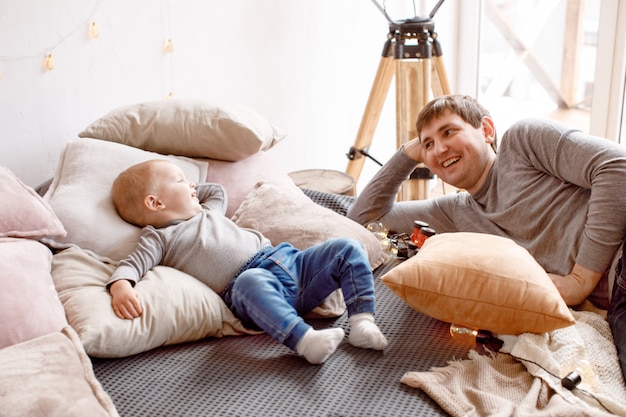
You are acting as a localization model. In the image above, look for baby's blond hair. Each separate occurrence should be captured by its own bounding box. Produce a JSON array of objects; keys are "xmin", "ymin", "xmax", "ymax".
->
[{"xmin": 111, "ymin": 160, "xmax": 163, "ymax": 227}]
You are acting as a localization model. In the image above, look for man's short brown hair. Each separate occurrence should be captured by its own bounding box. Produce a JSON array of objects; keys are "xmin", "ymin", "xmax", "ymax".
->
[{"xmin": 416, "ymin": 94, "xmax": 497, "ymax": 151}]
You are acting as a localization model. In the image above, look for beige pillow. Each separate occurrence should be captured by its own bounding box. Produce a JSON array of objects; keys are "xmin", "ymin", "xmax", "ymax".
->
[
  {"xmin": 51, "ymin": 246, "xmax": 258, "ymax": 358},
  {"xmin": 0, "ymin": 165, "xmax": 65, "ymax": 239},
  {"xmin": 232, "ymin": 182, "xmax": 388, "ymax": 270},
  {"xmin": 41, "ymin": 138, "xmax": 208, "ymax": 263},
  {"xmin": 381, "ymin": 232, "xmax": 575, "ymax": 335},
  {"xmin": 78, "ymin": 99, "xmax": 286, "ymax": 161},
  {"xmin": 0, "ymin": 326, "xmax": 118, "ymax": 417}
]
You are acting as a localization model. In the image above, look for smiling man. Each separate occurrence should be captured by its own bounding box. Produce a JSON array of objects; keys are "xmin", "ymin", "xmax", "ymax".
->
[{"xmin": 347, "ymin": 94, "xmax": 626, "ymax": 380}]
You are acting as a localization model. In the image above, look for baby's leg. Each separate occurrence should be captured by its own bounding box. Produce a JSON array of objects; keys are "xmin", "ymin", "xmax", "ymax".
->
[
  {"xmin": 297, "ymin": 238, "xmax": 388, "ymax": 351},
  {"xmin": 227, "ymin": 267, "xmax": 343, "ymax": 364}
]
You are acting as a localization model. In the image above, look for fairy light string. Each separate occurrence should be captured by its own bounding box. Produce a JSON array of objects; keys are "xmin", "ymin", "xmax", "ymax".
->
[
  {"xmin": 0, "ymin": 0, "xmax": 104, "ymax": 73},
  {"xmin": 162, "ymin": 0, "xmax": 175, "ymax": 98},
  {"xmin": 0, "ymin": 0, "xmax": 175, "ymax": 97}
]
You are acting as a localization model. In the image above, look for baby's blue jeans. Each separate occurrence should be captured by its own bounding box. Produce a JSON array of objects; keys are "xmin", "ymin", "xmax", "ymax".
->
[{"xmin": 223, "ymin": 238, "xmax": 376, "ymax": 351}]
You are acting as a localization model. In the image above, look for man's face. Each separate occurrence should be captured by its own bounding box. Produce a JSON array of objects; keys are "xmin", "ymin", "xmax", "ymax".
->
[{"xmin": 418, "ymin": 110, "xmax": 495, "ymax": 194}]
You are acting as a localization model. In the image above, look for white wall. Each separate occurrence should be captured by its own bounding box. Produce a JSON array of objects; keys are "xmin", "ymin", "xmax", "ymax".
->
[{"xmin": 0, "ymin": 0, "xmax": 459, "ymax": 190}]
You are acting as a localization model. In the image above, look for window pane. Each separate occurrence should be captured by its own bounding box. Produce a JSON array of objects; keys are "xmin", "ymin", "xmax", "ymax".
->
[{"xmin": 477, "ymin": 0, "xmax": 600, "ymax": 133}]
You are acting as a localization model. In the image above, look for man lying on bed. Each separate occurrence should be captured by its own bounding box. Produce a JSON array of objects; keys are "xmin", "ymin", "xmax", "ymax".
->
[
  {"xmin": 348, "ymin": 94, "xmax": 626, "ymax": 381},
  {"xmin": 105, "ymin": 159, "xmax": 388, "ymax": 365}
]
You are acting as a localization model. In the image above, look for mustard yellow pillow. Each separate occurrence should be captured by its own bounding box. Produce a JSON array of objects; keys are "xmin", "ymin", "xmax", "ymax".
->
[{"xmin": 381, "ymin": 232, "xmax": 575, "ymax": 335}]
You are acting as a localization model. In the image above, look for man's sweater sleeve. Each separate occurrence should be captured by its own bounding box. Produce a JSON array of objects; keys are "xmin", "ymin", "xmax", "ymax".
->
[{"xmin": 504, "ymin": 118, "xmax": 626, "ymax": 272}]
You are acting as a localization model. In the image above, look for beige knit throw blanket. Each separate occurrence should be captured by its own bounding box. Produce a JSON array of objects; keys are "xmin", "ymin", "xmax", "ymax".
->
[{"xmin": 401, "ymin": 311, "xmax": 626, "ymax": 417}]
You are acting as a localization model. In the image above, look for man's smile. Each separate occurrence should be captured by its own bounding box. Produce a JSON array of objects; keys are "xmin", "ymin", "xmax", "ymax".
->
[{"xmin": 442, "ymin": 156, "xmax": 460, "ymax": 168}]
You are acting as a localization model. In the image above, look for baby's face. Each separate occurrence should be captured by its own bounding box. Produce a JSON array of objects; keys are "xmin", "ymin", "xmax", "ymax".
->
[{"xmin": 151, "ymin": 161, "xmax": 202, "ymax": 221}]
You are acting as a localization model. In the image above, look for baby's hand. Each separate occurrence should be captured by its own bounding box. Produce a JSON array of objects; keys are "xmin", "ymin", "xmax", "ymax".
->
[{"xmin": 109, "ymin": 279, "xmax": 143, "ymax": 319}]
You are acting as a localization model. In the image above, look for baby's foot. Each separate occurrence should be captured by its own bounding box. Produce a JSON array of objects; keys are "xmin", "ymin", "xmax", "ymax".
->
[
  {"xmin": 348, "ymin": 313, "xmax": 388, "ymax": 350},
  {"xmin": 296, "ymin": 328, "xmax": 345, "ymax": 364}
]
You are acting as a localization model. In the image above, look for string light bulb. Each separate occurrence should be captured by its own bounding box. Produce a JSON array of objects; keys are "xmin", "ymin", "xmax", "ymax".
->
[
  {"xmin": 43, "ymin": 54, "xmax": 55, "ymax": 71},
  {"xmin": 164, "ymin": 38, "xmax": 174, "ymax": 53},
  {"xmin": 88, "ymin": 21, "xmax": 100, "ymax": 39}
]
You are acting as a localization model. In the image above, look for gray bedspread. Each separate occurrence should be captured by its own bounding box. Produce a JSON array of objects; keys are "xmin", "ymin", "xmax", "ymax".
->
[{"xmin": 91, "ymin": 190, "xmax": 469, "ymax": 417}]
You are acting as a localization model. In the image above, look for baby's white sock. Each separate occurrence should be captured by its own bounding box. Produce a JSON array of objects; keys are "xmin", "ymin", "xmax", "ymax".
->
[
  {"xmin": 296, "ymin": 328, "xmax": 345, "ymax": 364},
  {"xmin": 348, "ymin": 313, "xmax": 388, "ymax": 350}
]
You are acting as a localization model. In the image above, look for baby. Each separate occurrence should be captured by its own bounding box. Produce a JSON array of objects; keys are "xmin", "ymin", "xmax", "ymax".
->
[{"xmin": 107, "ymin": 159, "xmax": 387, "ymax": 364}]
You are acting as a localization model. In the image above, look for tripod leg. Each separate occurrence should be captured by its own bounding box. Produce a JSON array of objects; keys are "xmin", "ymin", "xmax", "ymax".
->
[
  {"xmin": 396, "ymin": 57, "xmax": 432, "ymax": 201},
  {"xmin": 431, "ymin": 55, "xmax": 452, "ymax": 96},
  {"xmin": 395, "ymin": 58, "xmax": 430, "ymax": 148},
  {"xmin": 345, "ymin": 54, "xmax": 395, "ymax": 183}
]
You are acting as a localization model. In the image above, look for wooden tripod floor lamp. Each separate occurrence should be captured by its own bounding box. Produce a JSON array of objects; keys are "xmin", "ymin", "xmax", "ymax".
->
[{"xmin": 346, "ymin": 0, "xmax": 451, "ymax": 201}]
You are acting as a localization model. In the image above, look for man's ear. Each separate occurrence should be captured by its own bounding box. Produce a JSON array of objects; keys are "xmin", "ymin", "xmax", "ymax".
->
[
  {"xmin": 144, "ymin": 195, "xmax": 165, "ymax": 212},
  {"xmin": 481, "ymin": 116, "xmax": 497, "ymax": 147}
]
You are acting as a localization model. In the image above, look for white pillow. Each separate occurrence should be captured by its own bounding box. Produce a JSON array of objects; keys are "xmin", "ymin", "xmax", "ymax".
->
[
  {"xmin": 51, "ymin": 246, "xmax": 257, "ymax": 358},
  {"xmin": 78, "ymin": 99, "xmax": 286, "ymax": 161},
  {"xmin": 42, "ymin": 138, "xmax": 208, "ymax": 263}
]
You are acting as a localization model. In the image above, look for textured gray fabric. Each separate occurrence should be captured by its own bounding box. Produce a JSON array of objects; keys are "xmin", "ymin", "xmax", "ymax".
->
[
  {"xmin": 92, "ymin": 191, "xmax": 468, "ymax": 416},
  {"xmin": 301, "ymin": 188, "xmax": 356, "ymax": 217},
  {"xmin": 92, "ymin": 259, "xmax": 469, "ymax": 417}
]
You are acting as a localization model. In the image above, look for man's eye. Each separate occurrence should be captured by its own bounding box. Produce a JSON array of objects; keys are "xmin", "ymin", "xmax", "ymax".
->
[{"xmin": 444, "ymin": 129, "xmax": 454, "ymax": 136}]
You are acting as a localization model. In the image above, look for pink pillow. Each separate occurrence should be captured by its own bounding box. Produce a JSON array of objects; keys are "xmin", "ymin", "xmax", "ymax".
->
[
  {"xmin": 0, "ymin": 238, "xmax": 68, "ymax": 348},
  {"xmin": 201, "ymin": 152, "xmax": 299, "ymax": 218},
  {"xmin": 0, "ymin": 165, "xmax": 66, "ymax": 239}
]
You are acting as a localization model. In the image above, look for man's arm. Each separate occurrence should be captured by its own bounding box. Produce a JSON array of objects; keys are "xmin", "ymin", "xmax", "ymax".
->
[
  {"xmin": 548, "ymin": 263, "xmax": 603, "ymax": 306},
  {"xmin": 403, "ymin": 138, "xmax": 423, "ymax": 161},
  {"xmin": 347, "ymin": 142, "xmax": 420, "ymax": 227},
  {"xmin": 506, "ymin": 119, "xmax": 626, "ymax": 273}
]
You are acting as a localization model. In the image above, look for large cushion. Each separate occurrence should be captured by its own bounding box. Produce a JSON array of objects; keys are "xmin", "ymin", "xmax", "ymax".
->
[
  {"xmin": 202, "ymin": 151, "xmax": 299, "ymax": 218},
  {"xmin": 232, "ymin": 182, "xmax": 388, "ymax": 270},
  {"xmin": 51, "ymin": 246, "xmax": 258, "ymax": 358},
  {"xmin": 0, "ymin": 326, "xmax": 118, "ymax": 417},
  {"xmin": 78, "ymin": 99, "xmax": 286, "ymax": 161},
  {"xmin": 0, "ymin": 165, "xmax": 65, "ymax": 239},
  {"xmin": 0, "ymin": 238, "xmax": 68, "ymax": 349},
  {"xmin": 381, "ymin": 232, "xmax": 575, "ymax": 335},
  {"xmin": 41, "ymin": 138, "xmax": 208, "ymax": 263}
]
